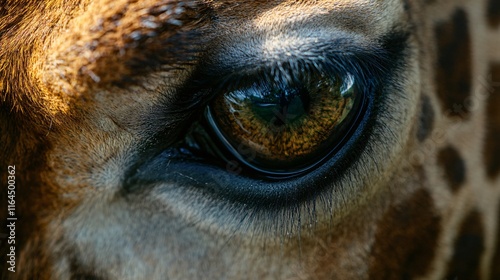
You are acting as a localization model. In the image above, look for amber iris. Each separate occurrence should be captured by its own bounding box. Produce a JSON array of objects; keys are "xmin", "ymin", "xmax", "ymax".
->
[{"xmin": 207, "ymin": 72, "xmax": 362, "ymax": 173}]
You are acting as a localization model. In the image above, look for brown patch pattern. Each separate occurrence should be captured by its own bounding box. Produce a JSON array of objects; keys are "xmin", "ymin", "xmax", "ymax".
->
[
  {"xmin": 445, "ymin": 209, "xmax": 484, "ymax": 280},
  {"xmin": 434, "ymin": 9, "xmax": 472, "ymax": 119},
  {"xmin": 484, "ymin": 63, "xmax": 500, "ymax": 180},
  {"xmin": 417, "ymin": 95, "xmax": 435, "ymax": 142},
  {"xmin": 437, "ymin": 145, "xmax": 466, "ymax": 192},
  {"xmin": 487, "ymin": 0, "xmax": 500, "ymax": 28},
  {"xmin": 368, "ymin": 189, "xmax": 441, "ymax": 279}
]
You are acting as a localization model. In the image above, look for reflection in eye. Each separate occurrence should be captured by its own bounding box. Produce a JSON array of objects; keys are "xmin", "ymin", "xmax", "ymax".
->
[{"xmin": 205, "ymin": 72, "xmax": 365, "ymax": 176}]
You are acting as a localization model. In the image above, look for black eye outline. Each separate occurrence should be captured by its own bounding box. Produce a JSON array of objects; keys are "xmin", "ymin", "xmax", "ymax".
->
[
  {"xmin": 126, "ymin": 32, "xmax": 410, "ymax": 208},
  {"xmin": 197, "ymin": 72, "xmax": 368, "ymax": 180},
  {"xmin": 171, "ymin": 47, "xmax": 389, "ymax": 181}
]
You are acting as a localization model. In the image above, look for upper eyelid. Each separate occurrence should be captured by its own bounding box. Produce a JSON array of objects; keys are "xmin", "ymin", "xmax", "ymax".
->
[
  {"xmin": 209, "ymin": 51, "xmax": 389, "ymax": 90},
  {"xmin": 179, "ymin": 44, "xmax": 390, "ymax": 101},
  {"xmin": 193, "ymin": 30, "xmax": 410, "ymax": 91}
]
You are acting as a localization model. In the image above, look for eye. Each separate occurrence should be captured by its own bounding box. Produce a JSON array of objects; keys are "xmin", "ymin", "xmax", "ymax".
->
[
  {"xmin": 127, "ymin": 34, "xmax": 408, "ymax": 216},
  {"xmin": 184, "ymin": 70, "xmax": 367, "ymax": 179}
]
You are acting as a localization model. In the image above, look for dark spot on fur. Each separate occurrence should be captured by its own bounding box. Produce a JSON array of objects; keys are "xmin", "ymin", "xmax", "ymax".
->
[
  {"xmin": 434, "ymin": 9, "xmax": 472, "ymax": 119},
  {"xmin": 69, "ymin": 257, "xmax": 104, "ymax": 280},
  {"xmin": 368, "ymin": 189, "xmax": 441, "ymax": 279},
  {"xmin": 71, "ymin": 274, "xmax": 102, "ymax": 280},
  {"xmin": 487, "ymin": 0, "xmax": 500, "ymax": 28},
  {"xmin": 437, "ymin": 145, "xmax": 466, "ymax": 192},
  {"xmin": 484, "ymin": 63, "xmax": 500, "ymax": 180},
  {"xmin": 490, "ymin": 203, "xmax": 500, "ymax": 278},
  {"xmin": 417, "ymin": 95, "xmax": 435, "ymax": 142},
  {"xmin": 445, "ymin": 209, "xmax": 484, "ymax": 280}
]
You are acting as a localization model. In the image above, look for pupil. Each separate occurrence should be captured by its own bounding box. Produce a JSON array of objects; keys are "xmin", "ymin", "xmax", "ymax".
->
[{"xmin": 251, "ymin": 85, "xmax": 310, "ymax": 127}]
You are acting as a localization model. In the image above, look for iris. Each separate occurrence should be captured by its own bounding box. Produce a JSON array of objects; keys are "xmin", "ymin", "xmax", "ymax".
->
[{"xmin": 205, "ymin": 72, "xmax": 364, "ymax": 174}]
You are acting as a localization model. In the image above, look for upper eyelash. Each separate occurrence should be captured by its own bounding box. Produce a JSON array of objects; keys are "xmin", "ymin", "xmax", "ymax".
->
[
  {"xmin": 161, "ymin": 48, "xmax": 390, "ymax": 120},
  {"xmin": 203, "ymin": 49, "xmax": 391, "ymax": 93}
]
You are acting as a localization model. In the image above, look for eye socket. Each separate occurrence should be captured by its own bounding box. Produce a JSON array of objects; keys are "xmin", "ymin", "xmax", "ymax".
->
[
  {"xmin": 127, "ymin": 34, "xmax": 407, "ymax": 212},
  {"xmin": 199, "ymin": 71, "xmax": 367, "ymax": 178}
]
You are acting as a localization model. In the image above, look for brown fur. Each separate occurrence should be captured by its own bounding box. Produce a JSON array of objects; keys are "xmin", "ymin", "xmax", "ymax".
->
[
  {"xmin": 484, "ymin": 63, "xmax": 500, "ymax": 180},
  {"xmin": 437, "ymin": 145, "xmax": 466, "ymax": 192},
  {"xmin": 445, "ymin": 209, "xmax": 485, "ymax": 279},
  {"xmin": 487, "ymin": 0, "xmax": 500, "ymax": 28},
  {"xmin": 417, "ymin": 95, "xmax": 435, "ymax": 142},
  {"xmin": 434, "ymin": 8, "xmax": 472, "ymax": 119},
  {"xmin": 1, "ymin": 0, "xmax": 500, "ymax": 279},
  {"xmin": 368, "ymin": 189, "xmax": 441, "ymax": 279}
]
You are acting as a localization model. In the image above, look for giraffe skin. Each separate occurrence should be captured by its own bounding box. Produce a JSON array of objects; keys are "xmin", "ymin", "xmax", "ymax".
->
[{"xmin": 1, "ymin": 0, "xmax": 500, "ymax": 279}]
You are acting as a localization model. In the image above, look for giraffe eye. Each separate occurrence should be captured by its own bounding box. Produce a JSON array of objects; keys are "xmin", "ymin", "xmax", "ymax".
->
[{"xmin": 203, "ymin": 72, "xmax": 366, "ymax": 178}]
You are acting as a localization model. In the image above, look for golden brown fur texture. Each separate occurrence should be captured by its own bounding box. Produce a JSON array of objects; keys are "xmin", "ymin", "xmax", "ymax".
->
[{"xmin": 1, "ymin": 0, "xmax": 500, "ymax": 279}]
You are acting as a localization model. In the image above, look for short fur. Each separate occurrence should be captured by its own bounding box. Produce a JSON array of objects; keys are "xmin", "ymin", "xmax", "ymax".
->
[{"xmin": 1, "ymin": 0, "xmax": 500, "ymax": 279}]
